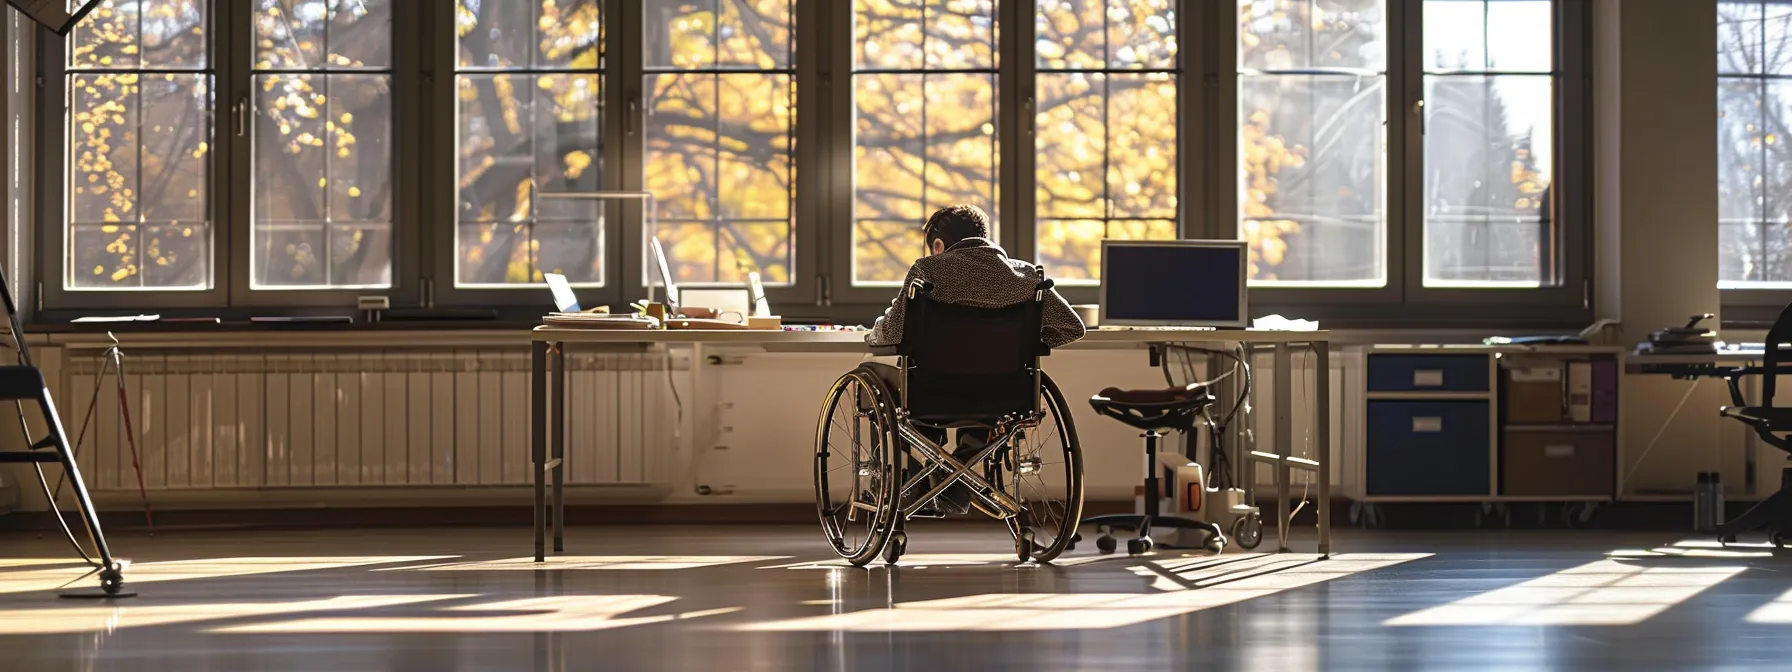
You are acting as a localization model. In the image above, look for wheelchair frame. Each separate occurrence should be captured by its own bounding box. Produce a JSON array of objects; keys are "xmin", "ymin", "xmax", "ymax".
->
[{"xmin": 815, "ymin": 279, "xmax": 1084, "ymax": 566}]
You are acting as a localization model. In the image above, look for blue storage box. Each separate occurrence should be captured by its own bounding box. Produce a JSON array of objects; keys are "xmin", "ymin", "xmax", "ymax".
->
[
  {"xmin": 1366, "ymin": 400, "xmax": 1491, "ymax": 496},
  {"xmin": 1367, "ymin": 354, "xmax": 1491, "ymax": 393}
]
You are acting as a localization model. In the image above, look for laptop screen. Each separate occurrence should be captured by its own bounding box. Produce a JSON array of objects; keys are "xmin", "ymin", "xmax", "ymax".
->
[
  {"xmin": 1099, "ymin": 240, "xmax": 1248, "ymax": 328},
  {"xmin": 544, "ymin": 273, "xmax": 580, "ymax": 312}
]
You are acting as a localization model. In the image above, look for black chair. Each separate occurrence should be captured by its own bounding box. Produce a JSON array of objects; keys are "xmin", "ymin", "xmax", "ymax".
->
[
  {"xmin": 1718, "ymin": 302, "xmax": 1792, "ymax": 547},
  {"xmin": 1082, "ymin": 383, "xmax": 1227, "ymax": 555},
  {"xmin": 813, "ymin": 274, "xmax": 1085, "ymax": 566}
]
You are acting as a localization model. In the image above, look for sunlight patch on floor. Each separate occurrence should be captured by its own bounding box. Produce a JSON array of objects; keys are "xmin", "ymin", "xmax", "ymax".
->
[
  {"xmin": 213, "ymin": 595, "xmax": 742, "ymax": 633},
  {"xmin": 386, "ymin": 556, "xmax": 789, "ymax": 571},
  {"xmin": 0, "ymin": 556, "xmax": 456, "ymax": 596},
  {"xmin": 738, "ymin": 553, "xmax": 1428, "ymax": 631},
  {"xmin": 1384, "ymin": 560, "xmax": 1745, "ymax": 626},
  {"xmin": 0, "ymin": 595, "xmax": 470, "ymax": 634}
]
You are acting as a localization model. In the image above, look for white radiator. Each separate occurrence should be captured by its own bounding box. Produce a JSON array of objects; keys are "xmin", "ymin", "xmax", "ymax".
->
[{"xmin": 59, "ymin": 349, "xmax": 676, "ymax": 491}]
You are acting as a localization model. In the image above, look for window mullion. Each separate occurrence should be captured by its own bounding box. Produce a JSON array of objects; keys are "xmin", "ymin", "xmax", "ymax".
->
[{"xmin": 1004, "ymin": 0, "xmax": 1035, "ymax": 264}]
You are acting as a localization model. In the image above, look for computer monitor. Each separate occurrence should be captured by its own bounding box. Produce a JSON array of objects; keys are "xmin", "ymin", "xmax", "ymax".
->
[{"xmin": 1099, "ymin": 239, "xmax": 1249, "ymax": 328}]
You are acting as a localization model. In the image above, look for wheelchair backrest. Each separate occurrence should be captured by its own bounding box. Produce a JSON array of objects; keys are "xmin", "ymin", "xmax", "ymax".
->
[{"xmin": 896, "ymin": 280, "xmax": 1049, "ymax": 420}]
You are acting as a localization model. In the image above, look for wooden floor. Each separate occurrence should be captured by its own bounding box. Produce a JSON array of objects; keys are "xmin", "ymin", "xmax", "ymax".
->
[{"xmin": 1, "ymin": 524, "xmax": 1788, "ymax": 671}]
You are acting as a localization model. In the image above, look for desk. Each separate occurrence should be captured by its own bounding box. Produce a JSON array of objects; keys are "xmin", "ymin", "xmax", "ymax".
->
[
  {"xmin": 1626, "ymin": 351, "xmax": 1768, "ymax": 500},
  {"xmin": 527, "ymin": 327, "xmax": 1332, "ymax": 561}
]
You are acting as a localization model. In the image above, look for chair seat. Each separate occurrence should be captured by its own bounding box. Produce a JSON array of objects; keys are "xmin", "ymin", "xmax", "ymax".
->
[{"xmin": 1089, "ymin": 383, "xmax": 1216, "ymax": 432}]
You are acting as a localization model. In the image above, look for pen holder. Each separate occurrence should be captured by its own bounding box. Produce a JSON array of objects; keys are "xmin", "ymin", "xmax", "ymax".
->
[{"xmin": 642, "ymin": 302, "xmax": 667, "ymax": 328}]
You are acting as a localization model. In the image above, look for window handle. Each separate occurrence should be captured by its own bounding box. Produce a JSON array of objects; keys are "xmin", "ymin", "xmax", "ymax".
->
[
  {"xmin": 626, "ymin": 95, "xmax": 639, "ymax": 136},
  {"xmin": 235, "ymin": 97, "xmax": 248, "ymax": 137},
  {"xmin": 1025, "ymin": 95, "xmax": 1035, "ymax": 134},
  {"xmin": 1413, "ymin": 98, "xmax": 1425, "ymax": 136}
]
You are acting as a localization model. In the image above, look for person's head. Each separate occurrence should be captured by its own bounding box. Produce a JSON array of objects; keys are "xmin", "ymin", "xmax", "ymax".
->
[{"xmin": 922, "ymin": 204, "xmax": 991, "ymax": 255}]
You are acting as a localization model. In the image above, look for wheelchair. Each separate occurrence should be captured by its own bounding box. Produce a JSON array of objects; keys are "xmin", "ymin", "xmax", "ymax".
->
[{"xmin": 813, "ymin": 275, "xmax": 1085, "ymax": 566}]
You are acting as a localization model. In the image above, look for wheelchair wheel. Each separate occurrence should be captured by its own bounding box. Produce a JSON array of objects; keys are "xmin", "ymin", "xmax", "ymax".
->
[
  {"xmin": 1002, "ymin": 372, "xmax": 1085, "ymax": 563},
  {"xmin": 814, "ymin": 369, "xmax": 900, "ymax": 566}
]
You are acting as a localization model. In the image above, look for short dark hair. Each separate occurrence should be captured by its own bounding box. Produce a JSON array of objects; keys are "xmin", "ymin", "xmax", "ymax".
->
[{"xmin": 922, "ymin": 204, "xmax": 991, "ymax": 249}]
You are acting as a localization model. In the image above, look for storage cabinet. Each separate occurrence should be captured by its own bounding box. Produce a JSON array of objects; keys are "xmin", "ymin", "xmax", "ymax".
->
[{"xmin": 1360, "ymin": 346, "xmax": 1621, "ymax": 503}]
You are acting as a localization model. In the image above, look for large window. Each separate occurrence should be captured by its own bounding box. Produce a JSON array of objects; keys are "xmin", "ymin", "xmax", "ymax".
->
[
  {"xmin": 1421, "ymin": 0, "xmax": 1555, "ymax": 287},
  {"xmin": 1238, "ymin": 0, "xmax": 1386, "ymax": 286},
  {"xmin": 852, "ymin": 0, "xmax": 1000, "ymax": 285},
  {"xmin": 252, "ymin": 0, "xmax": 393, "ymax": 289},
  {"xmin": 454, "ymin": 0, "xmax": 604, "ymax": 288},
  {"xmin": 66, "ymin": 0, "xmax": 214, "ymax": 290},
  {"xmin": 643, "ymin": 0, "xmax": 796, "ymax": 286},
  {"xmin": 1719, "ymin": 0, "xmax": 1792, "ymax": 287},
  {"xmin": 1034, "ymin": 0, "xmax": 1180, "ymax": 283},
  {"xmin": 35, "ymin": 1, "xmax": 1587, "ymax": 324}
]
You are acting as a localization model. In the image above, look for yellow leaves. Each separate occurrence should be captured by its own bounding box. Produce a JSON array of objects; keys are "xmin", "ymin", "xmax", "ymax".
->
[
  {"xmin": 563, "ymin": 151, "xmax": 593, "ymax": 180},
  {"xmin": 101, "ymin": 225, "xmax": 120, "ymax": 234},
  {"xmin": 93, "ymin": 266, "xmax": 105, "ymax": 276},
  {"xmin": 348, "ymin": 187, "xmax": 363, "ymax": 198},
  {"xmin": 318, "ymin": 178, "xmax": 328, "ymax": 188}
]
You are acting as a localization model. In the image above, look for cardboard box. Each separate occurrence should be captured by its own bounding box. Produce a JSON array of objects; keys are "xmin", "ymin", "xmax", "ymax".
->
[
  {"xmin": 1501, "ymin": 429, "xmax": 1614, "ymax": 497},
  {"xmin": 1505, "ymin": 365, "xmax": 1564, "ymax": 424}
]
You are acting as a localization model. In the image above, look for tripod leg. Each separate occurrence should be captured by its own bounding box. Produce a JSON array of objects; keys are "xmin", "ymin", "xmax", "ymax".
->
[{"xmin": 114, "ymin": 356, "xmax": 155, "ymax": 534}]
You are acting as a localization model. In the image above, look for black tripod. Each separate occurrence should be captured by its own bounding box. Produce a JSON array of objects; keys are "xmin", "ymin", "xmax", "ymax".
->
[{"xmin": 0, "ymin": 264, "xmax": 127, "ymax": 597}]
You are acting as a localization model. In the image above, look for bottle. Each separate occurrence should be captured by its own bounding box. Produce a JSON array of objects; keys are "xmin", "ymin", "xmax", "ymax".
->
[
  {"xmin": 1694, "ymin": 472, "xmax": 1712, "ymax": 533},
  {"xmin": 1705, "ymin": 473, "xmax": 1720, "ymax": 530}
]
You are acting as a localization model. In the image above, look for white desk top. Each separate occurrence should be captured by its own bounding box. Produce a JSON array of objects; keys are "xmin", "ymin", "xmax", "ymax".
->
[{"xmin": 529, "ymin": 325, "xmax": 1329, "ymax": 348}]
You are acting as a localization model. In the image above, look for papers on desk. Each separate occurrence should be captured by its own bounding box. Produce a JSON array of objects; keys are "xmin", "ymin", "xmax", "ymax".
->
[
  {"xmin": 72, "ymin": 314, "xmax": 159, "ymax": 323},
  {"xmin": 1252, "ymin": 314, "xmax": 1318, "ymax": 331},
  {"xmin": 541, "ymin": 313, "xmax": 659, "ymax": 329}
]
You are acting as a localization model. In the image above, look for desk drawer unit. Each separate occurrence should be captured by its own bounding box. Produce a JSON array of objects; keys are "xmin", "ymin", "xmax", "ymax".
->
[
  {"xmin": 1367, "ymin": 354, "xmax": 1491, "ymax": 393},
  {"xmin": 1365, "ymin": 400, "xmax": 1492, "ymax": 496}
]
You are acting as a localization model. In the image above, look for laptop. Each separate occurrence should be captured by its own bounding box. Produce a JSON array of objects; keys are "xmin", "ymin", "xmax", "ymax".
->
[
  {"xmin": 545, "ymin": 272, "xmax": 582, "ymax": 313},
  {"xmin": 649, "ymin": 236, "xmax": 681, "ymax": 315}
]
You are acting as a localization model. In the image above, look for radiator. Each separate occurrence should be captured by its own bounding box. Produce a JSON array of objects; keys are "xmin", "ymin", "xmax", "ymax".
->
[{"xmin": 59, "ymin": 349, "xmax": 676, "ymax": 491}]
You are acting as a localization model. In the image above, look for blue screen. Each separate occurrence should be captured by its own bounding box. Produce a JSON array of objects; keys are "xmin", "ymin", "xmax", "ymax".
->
[{"xmin": 1102, "ymin": 244, "xmax": 1244, "ymax": 325}]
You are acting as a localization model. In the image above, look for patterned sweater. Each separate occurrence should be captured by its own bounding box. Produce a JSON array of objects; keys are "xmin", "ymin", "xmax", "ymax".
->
[{"xmin": 866, "ymin": 238, "xmax": 1086, "ymax": 349}]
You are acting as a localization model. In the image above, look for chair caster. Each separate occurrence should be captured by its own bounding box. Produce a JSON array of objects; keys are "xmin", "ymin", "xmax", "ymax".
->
[
  {"xmin": 1065, "ymin": 533, "xmax": 1081, "ymax": 552},
  {"xmin": 1096, "ymin": 535, "xmax": 1118, "ymax": 555},
  {"xmin": 1773, "ymin": 529, "xmax": 1792, "ymax": 550},
  {"xmin": 1204, "ymin": 534, "xmax": 1227, "ymax": 555},
  {"xmin": 1127, "ymin": 537, "xmax": 1153, "ymax": 556},
  {"xmin": 98, "ymin": 566, "xmax": 125, "ymax": 596},
  {"xmin": 1016, "ymin": 530, "xmax": 1036, "ymax": 562},
  {"xmin": 1719, "ymin": 534, "xmax": 1738, "ymax": 545},
  {"xmin": 1231, "ymin": 514, "xmax": 1263, "ymax": 550},
  {"xmin": 883, "ymin": 532, "xmax": 907, "ymax": 565}
]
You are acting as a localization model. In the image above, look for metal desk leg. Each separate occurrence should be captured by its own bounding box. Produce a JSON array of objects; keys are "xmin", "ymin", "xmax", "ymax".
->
[
  {"xmin": 1314, "ymin": 343, "xmax": 1331, "ymax": 558},
  {"xmin": 532, "ymin": 340, "xmax": 548, "ymax": 563},
  {"xmin": 1274, "ymin": 343, "xmax": 1292, "ymax": 552},
  {"xmin": 552, "ymin": 343, "xmax": 567, "ymax": 553}
]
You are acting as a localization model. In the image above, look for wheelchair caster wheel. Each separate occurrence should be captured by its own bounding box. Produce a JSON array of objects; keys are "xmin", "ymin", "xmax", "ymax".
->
[
  {"xmin": 883, "ymin": 532, "xmax": 907, "ymax": 565},
  {"xmin": 1066, "ymin": 533, "xmax": 1081, "ymax": 552},
  {"xmin": 1232, "ymin": 514, "xmax": 1264, "ymax": 550},
  {"xmin": 1774, "ymin": 530, "xmax": 1792, "ymax": 550},
  {"xmin": 1095, "ymin": 535, "xmax": 1118, "ymax": 555},
  {"xmin": 1016, "ymin": 530, "xmax": 1036, "ymax": 562},
  {"xmin": 1720, "ymin": 534, "xmax": 1738, "ymax": 545},
  {"xmin": 1127, "ymin": 537, "xmax": 1153, "ymax": 556}
]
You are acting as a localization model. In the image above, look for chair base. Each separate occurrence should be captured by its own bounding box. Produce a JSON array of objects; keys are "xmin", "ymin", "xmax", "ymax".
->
[
  {"xmin": 1717, "ymin": 487, "xmax": 1792, "ymax": 543},
  {"xmin": 1083, "ymin": 513, "xmax": 1226, "ymax": 553}
]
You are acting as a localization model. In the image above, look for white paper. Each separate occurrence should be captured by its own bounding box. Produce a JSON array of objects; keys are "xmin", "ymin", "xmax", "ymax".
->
[{"xmin": 71, "ymin": 314, "xmax": 159, "ymax": 323}]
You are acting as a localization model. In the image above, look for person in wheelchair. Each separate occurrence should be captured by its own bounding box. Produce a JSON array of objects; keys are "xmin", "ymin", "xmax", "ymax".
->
[{"xmin": 862, "ymin": 204, "xmax": 1086, "ymax": 515}]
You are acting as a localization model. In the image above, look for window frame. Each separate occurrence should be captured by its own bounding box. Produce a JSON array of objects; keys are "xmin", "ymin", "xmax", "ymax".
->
[
  {"xmin": 25, "ymin": 0, "xmax": 1592, "ymax": 328},
  {"xmin": 1718, "ymin": 0, "xmax": 1792, "ymax": 324},
  {"xmin": 1223, "ymin": 0, "xmax": 1592, "ymax": 327}
]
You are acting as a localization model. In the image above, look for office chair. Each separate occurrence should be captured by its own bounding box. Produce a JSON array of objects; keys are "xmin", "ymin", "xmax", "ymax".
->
[
  {"xmin": 1718, "ymin": 302, "xmax": 1792, "ymax": 548},
  {"xmin": 1082, "ymin": 382, "xmax": 1227, "ymax": 555}
]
